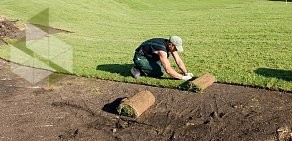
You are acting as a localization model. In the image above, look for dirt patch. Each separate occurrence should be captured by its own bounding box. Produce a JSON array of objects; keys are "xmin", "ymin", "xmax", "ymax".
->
[
  {"xmin": 0, "ymin": 59, "xmax": 292, "ymax": 141},
  {"xmin": 0, "ymin": 17, "xmax": 24, "ymax": 45},
  {"xmin": 0, "ymin": 16, "xmax": 70, "ymax": 45}
]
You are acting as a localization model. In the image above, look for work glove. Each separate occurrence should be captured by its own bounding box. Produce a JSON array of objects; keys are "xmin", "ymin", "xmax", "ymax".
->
[
  {"xmin": 185, "ymin": 72, "xmax": 194, "ymax": 77},
  {"xmin": 182, "ymin": 74, "xmax": 192, "ymax": 81}
]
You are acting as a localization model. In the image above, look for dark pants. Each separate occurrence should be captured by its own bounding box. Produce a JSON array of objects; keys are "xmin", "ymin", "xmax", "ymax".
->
[{"xmin": 133, "ymin": 52, "xmax": 165, "ymax": 77}]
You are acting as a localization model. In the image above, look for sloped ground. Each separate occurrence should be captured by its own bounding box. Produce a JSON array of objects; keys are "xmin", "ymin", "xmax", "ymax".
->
[
  {"xmin": 0, "ymin": 16, "xmax": 69, "ymax": 45},
  {"xmin": 0, "ymin": 59, "xmax": 292, "ymax": 141}
]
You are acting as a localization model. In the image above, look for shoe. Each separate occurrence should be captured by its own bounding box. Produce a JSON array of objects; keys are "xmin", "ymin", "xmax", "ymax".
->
[{"xmin": 131, "ymin": 67, "xmax": 141, "ymax": 79}]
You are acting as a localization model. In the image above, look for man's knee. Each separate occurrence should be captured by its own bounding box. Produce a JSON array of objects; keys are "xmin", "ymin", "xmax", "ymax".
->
[{"xmin": 150, "ymin": 71, "xmax": 164, "ymax": 77}]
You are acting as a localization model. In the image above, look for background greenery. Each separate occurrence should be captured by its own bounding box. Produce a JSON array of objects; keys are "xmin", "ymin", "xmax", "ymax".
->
[{"xmin": 0, "ymin": 0, "xmax": 292, "ymax": 91}]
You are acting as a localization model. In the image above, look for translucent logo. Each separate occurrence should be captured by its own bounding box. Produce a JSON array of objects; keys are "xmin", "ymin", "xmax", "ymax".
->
[{"xmin": 9, "ymin": 8, "xmax": 73, "ymax": 84}]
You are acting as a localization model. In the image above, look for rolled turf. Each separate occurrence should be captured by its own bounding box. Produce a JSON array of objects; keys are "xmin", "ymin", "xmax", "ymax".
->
[
  {"xmin": 188, "ymin": 73, "xmax": 216, "ymax": 93},
  {"xmin": 117, "ymin": 90, "xmax": 155, "ymax": 118}
]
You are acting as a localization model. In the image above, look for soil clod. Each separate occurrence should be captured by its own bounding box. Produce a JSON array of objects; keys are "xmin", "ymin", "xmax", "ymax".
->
[{"xmin": 277, "ymin": 126, "xmax": 292, "ymax": 141}]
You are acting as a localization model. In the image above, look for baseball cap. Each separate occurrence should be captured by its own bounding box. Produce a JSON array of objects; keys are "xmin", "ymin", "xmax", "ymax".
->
[{"xmin": 169, "ymin": 35, "xmax": 183, "ymax": 52}]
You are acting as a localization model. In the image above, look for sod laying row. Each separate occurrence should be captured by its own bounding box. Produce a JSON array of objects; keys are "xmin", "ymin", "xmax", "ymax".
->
[{"xmin": 0, "ymin": 0, "xmax": 291, "ymax": 91}]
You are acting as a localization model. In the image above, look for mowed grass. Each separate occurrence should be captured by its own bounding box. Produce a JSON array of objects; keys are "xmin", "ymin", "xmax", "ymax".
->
[{"xmin": 0, "ymin": 0, "xmax": 292, "ymax": 91}]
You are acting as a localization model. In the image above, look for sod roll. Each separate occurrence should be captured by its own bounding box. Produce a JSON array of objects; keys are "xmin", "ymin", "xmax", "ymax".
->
[
  {"xmin": 117, "ymin": 90, "xmax": 155, "ymax": 118},
  {"xmin": 188, "ymin": 73, "xmax": 216, "ymax": 92}
]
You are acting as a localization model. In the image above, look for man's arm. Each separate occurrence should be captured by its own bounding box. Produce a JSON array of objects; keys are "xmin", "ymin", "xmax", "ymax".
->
[
  {"xmin": 171, "ymin": 51, "xmax": 187, "ymax": 75},
  {"xmin": 158, "ymin": 51, "xmax": 183, "ymax": 79}
]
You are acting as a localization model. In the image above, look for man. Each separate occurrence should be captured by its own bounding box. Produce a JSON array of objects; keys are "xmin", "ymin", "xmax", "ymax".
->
[{"xmin": 131, "ymin": 35, "xmax": 193, "ymax": 81}]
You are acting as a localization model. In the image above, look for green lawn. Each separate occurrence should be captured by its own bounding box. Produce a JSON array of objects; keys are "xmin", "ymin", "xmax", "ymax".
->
[{"xmin": 1, "ymin": 0, "xmax": 292, "ymax": 91}]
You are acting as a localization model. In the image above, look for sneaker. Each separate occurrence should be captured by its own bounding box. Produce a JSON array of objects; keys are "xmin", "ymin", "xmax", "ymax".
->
[{"xmin": 131, "ymin": 67, "xmax": 141, "ymax": 79}]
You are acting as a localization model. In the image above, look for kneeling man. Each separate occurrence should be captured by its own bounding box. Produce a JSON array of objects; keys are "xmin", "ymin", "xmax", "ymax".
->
[{"xmin": 131, "ymin": 35, "xmax": 193, "ymax": 81}]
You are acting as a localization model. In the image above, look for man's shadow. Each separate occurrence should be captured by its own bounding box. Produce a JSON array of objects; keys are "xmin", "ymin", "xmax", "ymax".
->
[
  {"xmin": 96, "ymin": 64, "xmax": 187, "ymax": 81},
  {"xmin": 96, "ymin": 64, "xmax": 133, "ymax": 77},
  {"xmin": 255, "ymin": 68, "xmax": 292, "ymax": 81},
  {"xmin": 269, "ymin": 0, "xmax": 292, "ymax": 2}
]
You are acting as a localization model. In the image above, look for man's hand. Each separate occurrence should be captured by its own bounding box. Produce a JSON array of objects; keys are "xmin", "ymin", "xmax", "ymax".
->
[{"xmin": 182, "ymin": 74, "xmax": 192, "ymax": 81}]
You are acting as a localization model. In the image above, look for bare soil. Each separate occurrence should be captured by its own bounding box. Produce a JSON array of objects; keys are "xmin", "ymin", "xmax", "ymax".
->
[{"xmin": 1, "ymin": 59, "xmax": 292, "ymax": 141}]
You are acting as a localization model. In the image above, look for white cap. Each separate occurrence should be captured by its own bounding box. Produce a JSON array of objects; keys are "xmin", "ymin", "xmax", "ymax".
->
[{"xmin": 169, "ymin": 35, "xmax": 183, "ymax": 52}]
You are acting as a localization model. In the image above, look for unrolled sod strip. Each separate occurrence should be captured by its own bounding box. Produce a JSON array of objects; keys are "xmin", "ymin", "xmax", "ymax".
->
[
  {"xmin": 13, "ymin": 21, "xmax": 26, "ymax": 31},
  {"xmin": 117, "ymin": 90, "xmax": 155, "ymax": 118},
  {"xmin": 188, "ymin": 73, "xmax": 216, "ymax": 92}
]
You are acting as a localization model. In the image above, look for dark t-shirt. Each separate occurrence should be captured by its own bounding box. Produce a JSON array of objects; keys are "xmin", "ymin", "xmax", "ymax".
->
[{"xmin": 135, "ymin": 38, "xmax": 170, "ymax": 61}]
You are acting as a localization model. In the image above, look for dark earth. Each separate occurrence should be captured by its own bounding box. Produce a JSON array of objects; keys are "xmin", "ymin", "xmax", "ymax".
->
[{"xmin": 0, "ymin": 17, "xmax": 292, "ymax": 141}]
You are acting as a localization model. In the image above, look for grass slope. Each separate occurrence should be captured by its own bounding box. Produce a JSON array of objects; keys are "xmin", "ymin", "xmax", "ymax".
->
[{"xmin": 0, "ymin": 0, "xmax": 292, "ymax": 91}]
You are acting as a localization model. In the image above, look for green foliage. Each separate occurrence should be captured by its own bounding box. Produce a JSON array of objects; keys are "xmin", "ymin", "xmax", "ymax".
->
[
  {"xmin": 117, "ymin": 99, "xmax": 136, "ymax": 118},
  {"xmin": 0, "ymin": 0, "xmax": 292, "ymax": 91},
  {"xmin": 187, "ymin": 82, "xmax": 202, "ymax": 93},
  {"xmin": 119, "ymin": 105, "xmax": 136, "ymax": 118}
]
